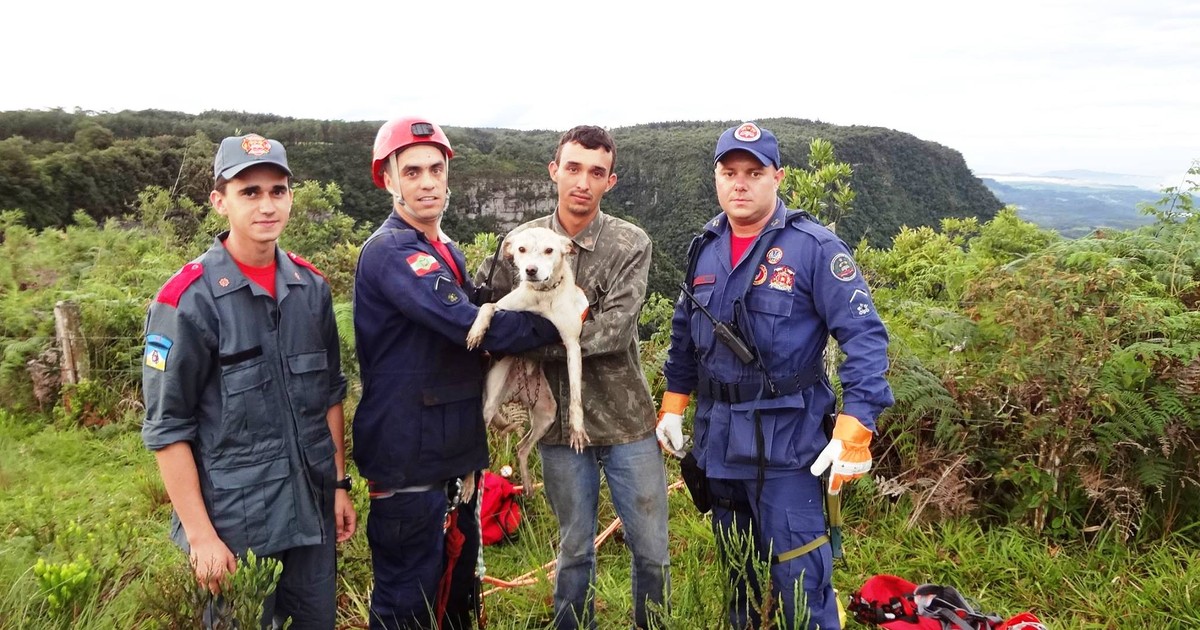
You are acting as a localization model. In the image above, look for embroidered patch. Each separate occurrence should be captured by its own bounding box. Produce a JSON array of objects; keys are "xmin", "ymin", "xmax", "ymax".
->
[
  {"xmin": 144, "ymin": 334, "xmax": 173, "ymax": 371},
  {"xmin": 241, "ymin": 134, "xmax": 271, "ymax": 156},
  {"xmin": 433, "ymin": 275, "xmax": 463, "ymax": 306},
  {"xmin": 765, "ymin": 247, "xmax": 783, "ymax": 265},
  {"xmin": 407, "ymin": 253, "xmax": 441, "ymax": 276},
  {"xmin": 752, "ymin": 264, "xmax": 768, "ymax": 286},
  {"xmin": 734, "ymin": 123, "xmax": 761, "ymax": 142},
  {"xmin": 693, "ymin": 274, "xmax": 716, "ymax": 287},
  {"xmin": 768, "ymin": 266, "xmax": 795, "ymax": 292},
  {"xmin": 849, "ymin": 289, "xmax": 873, "ymax": 319},
  {"xmin": 830, "ymin": 252, "xmax": 858, "ymax": 282}
]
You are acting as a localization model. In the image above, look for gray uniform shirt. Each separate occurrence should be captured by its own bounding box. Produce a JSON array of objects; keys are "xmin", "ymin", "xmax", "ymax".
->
[
  {"xmin": 476, "ymin": 212, "xmax": 656, "ymax": 446},
  {"xmin": 141, "ymin": 234, "xmax": 347, "ymax": 556}
]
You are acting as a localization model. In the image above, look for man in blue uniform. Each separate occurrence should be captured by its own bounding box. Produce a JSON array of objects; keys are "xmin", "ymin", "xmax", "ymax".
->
[
  {"xmin": 656, "ymin": 122, "xmax": 894, "ymax": 629},
  {"xmin": 352, "ymin": 116, "xmax": 560, "ymax": 629},
  {"xmin": 142, "ymin": 133, "xmax": 355, "ymax": 629}
]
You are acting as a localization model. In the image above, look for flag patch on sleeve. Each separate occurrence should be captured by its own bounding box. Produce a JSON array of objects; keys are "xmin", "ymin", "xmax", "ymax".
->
[
  {"xmin": 144, "ymin": 334, "xmax": 173, "ymax": 371},
  {"xmin": 407, "ymin": 253, "xmax": 441, "ymax": 276}
]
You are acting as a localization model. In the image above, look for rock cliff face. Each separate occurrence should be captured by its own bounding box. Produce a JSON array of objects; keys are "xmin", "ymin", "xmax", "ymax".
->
[{"xmin": 459, "ymin": 178, "xmax": 556, "ymax": 229}]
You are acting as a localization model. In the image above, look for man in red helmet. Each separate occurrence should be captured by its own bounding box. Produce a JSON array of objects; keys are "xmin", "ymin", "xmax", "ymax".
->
[{"xmin": 351, "ymin": 117, "xmax": 561, "ymax": 630}]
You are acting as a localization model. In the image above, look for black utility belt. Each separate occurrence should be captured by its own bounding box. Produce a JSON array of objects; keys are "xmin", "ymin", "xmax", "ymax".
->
[{"xmin": 698, "ymin": 366, "xmax": 823, "ymax": 404}]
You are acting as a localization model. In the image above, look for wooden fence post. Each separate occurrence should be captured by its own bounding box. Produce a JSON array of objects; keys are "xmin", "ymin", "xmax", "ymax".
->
[{"xmin": 54, "ymin": 300, "xmax": 89, "ymax": 385}]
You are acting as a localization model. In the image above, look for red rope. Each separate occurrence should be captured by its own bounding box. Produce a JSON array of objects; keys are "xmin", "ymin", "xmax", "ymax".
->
[{"xmin": 434, "ymin": 511, "xmax": 465, "ymax": 629}]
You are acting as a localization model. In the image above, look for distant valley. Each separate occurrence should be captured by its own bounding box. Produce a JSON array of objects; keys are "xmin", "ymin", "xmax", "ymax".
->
[{"xmin": 980, "ymin": 170, "xmax": 1163, "ymax": 238}]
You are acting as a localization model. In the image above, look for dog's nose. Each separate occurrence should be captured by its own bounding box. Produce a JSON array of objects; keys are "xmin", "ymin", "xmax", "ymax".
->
[{"xmin": 525, "ymin": 265, "xmax": 539, "ymax": 277}]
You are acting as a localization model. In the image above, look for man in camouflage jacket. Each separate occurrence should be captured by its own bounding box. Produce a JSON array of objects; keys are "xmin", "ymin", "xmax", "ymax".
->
[{"xmin": 475, "ymin": 126, "xmax": 670, "ymax": 630}]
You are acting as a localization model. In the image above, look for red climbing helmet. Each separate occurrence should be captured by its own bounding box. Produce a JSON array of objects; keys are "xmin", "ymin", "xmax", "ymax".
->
[{"xmin": 371, "ymin": 116, "xmax": 454, "ymax": 189}]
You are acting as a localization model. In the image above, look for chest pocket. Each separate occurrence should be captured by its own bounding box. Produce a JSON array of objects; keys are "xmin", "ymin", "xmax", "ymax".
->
[
  {"xmin": 287, "ymin": 351, "xmax": 331, "ymax": 443},
  {"xmin": 221, "ymin": 359, "xmax": 274, "ymax": 445},
  {"xmin": 688, "ymin": 286, "xmax": 716, "ymax": 354},
  {"xmin": 744, "ymin": 289, "xmax": 794, "ymax": 356}
]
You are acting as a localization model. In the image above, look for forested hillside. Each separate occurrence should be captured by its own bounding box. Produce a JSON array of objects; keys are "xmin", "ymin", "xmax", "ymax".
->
[{"xmin": 0, "ymin": 108, "xmax": 1002, "ymax": 294}]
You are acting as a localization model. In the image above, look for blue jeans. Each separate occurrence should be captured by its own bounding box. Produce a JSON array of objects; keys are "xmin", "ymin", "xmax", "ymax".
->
[{"xmin": 539, "ymin": 435, "xmax": 671, "ymax": 630}]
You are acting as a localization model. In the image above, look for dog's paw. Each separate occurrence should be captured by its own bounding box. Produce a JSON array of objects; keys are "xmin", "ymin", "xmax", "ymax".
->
[
  {"xmin": 465, "ymin": 325, "xmax": 486, "ymax": 350},
  {"xmin": 568, "ymin": 428, "xmax": 590, "ymax": 453}
]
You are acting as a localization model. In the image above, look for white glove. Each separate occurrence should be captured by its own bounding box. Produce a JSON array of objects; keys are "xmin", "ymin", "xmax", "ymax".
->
[
  {"xmin": 809, "ymin": 414, "xmax": 874, "ymax": 495},
  {"xmin": 655, "ymin": 413, "xmax": 688, "ymax": 458}
]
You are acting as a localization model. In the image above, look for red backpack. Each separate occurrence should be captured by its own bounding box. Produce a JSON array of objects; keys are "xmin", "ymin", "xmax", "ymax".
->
[
  {"xmin": 480, "ymin": 471, "xmax": 522, "ymax": 546},
  {"xmin": 847, "ymin": 574, "xmax": 1047, "ymax": 630}
]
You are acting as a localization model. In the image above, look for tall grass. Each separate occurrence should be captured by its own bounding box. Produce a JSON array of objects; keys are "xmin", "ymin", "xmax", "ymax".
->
[{"xmin": 2, "ymin": 412, "xmax": 1198, "ymax": 629}]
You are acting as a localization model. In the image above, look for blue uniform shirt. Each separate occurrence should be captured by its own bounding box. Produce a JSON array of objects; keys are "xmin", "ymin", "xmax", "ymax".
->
[
  {"xmin": 352, "ymin": 212, "xmax": 560, "ymax": 489},
  {"xmin": 663, "ymin": 201, "xmax": 894, "ymax": 480}
]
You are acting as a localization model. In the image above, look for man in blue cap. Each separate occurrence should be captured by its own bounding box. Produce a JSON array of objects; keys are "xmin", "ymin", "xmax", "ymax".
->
[
  {"xmin": 656, "ymin": 122, "xmax": 893, "ymax": 629},
  {"xmin": 142, "ymin": 133, "xmax": 355, "ymax": 628}
]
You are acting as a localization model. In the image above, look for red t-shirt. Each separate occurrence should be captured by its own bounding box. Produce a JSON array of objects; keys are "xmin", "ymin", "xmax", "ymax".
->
[
  {"xmin": 234, "ymin": 257, "xmax": 277, "ymax": 299},
  {"xmin": 430, "ymin": 239, "xmax": 463, "ymax": 284},
  {"xmin": 731, "ymin": 233, "xmax": 757, "ymax": 267}
]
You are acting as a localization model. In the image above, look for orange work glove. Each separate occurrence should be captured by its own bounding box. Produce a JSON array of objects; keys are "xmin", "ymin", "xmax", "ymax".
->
[
  {"xmin": 655, "ymin": 391, "xmax": 690, "ymax": 458},
  {"xmin": 809, "ymin": 413, "xmax": 873, "ymax": 494}
]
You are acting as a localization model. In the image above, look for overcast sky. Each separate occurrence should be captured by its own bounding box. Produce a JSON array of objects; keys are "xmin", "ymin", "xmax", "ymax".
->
[{"xmin": 3, "ymin": 0, "xmax": 1196, "ymax": 185}]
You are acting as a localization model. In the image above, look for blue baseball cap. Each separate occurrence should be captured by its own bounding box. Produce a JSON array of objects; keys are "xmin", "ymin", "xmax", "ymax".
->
[
  {"xmin": 714, "ymin": 122, "xmax": 780, "ymax": 169},
  {"xmin": 213, "ymin": 133, "xmax": 292, "ymax": 181}
]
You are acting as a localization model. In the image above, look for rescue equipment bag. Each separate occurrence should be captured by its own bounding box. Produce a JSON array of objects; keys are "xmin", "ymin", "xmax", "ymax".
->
[
  {"xmin": 847, "ymin": 574, "xmax": 1047, "ymax": 630},
  {"xmin": 480, "ymin": 470, "xmax": 521, "ymax": 545}
]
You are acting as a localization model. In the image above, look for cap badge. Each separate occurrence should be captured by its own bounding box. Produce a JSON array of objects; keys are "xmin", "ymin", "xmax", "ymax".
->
[
  {"xmin": 735, "ymin": 123, "xmax": 761, "ymax": 142},
  {"xmin": 241, "ymin": 134, "xmax": 271, "ymax": 157}
]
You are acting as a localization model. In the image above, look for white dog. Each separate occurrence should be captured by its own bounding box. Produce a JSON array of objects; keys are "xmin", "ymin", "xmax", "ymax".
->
[{"xmin": 466, "ymin": 227, "xmax": 590, "ymax": 486}]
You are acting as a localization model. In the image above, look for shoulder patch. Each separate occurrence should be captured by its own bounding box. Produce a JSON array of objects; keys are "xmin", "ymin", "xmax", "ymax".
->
[
  {"xmin": 144, "ymin": 334, "xmax": 173, "ymax": 371},
  {"xmin": 156, "ymin": 263, "xmax": 205, "ymax": 308},
  {"xmin": 407, "ymin": 252, "xmax": 441, "ymax": 276},
  {"xmin": 830, "ymin": 252, "xmax": 858, "ymax": 282},
  {"xmin": 287, "ymin": 251, "xmax": 325, "ymax": 278}
]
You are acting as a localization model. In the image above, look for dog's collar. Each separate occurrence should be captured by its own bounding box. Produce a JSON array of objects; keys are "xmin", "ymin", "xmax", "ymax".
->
[{"xmin": 532, "ymin": 277, "xmax": 564, "ymax": 291}]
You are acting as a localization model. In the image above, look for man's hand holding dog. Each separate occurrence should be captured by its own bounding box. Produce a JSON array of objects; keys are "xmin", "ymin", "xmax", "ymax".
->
[{"xmin": 655, "ymin": 391, "xmax": 691, "ymax": 458}]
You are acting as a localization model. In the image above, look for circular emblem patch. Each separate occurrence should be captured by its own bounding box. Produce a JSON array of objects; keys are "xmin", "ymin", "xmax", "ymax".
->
[
  {"xmin": 753, "ymin": 264, "xmax": 768, "ymax": 286},
  {"xmin": 734, "ymin": 123, "xmax": 761, "ymax": 142},
  {"xmin": 241, "ymin": 134, "xmax": 271, "ymax": 156},
  {"xmin": 765, "ymin": 247, "xmax": 783, "ymax": 265},
  {"xmin": 218, "ymin": 277, "xmax": 230, "ymax": 287},
  {"xmin": 830, "ymin": 253, "xmax": 857, "ymax": 282}
]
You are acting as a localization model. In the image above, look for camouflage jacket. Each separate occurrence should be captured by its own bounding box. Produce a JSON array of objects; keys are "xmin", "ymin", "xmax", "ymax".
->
[{"xmin": 476, "ymin": 211, "xmax": 656, "ymax": 446}]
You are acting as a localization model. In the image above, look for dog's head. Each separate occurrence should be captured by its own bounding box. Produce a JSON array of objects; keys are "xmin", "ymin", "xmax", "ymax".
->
[{"xmin": 503, "ymin": 227, "xmax": 575, "ymax": 286}]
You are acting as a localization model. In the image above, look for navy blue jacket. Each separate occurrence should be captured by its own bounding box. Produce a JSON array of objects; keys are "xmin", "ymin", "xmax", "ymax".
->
[
  {"xmin": 663, "ymin": 201, "xmax": 894, "ymax": 479},
  {"xmin": 352, "ymin": 213, "xmax": 559, "ymax": 488}
]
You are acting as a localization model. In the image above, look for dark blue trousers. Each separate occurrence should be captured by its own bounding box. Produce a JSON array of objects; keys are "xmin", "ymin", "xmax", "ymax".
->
[
  {"xmin": 709, "ymin": 472, "xmax": 837, "ymax": 630},
  {"xmin": 366, "ymin": 484, "xmax": 481, "ymax": 630}
]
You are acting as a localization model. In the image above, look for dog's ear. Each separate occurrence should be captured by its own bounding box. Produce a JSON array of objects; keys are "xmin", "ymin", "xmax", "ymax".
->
[{"xmin": 564, "ymin": 239, "xmax": 576, "ymax": 257}]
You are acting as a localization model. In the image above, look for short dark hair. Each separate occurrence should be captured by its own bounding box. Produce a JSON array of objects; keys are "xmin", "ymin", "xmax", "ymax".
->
[{"xmin": 554, "ymin": 125, "xmax": 616, "ymax": 174}]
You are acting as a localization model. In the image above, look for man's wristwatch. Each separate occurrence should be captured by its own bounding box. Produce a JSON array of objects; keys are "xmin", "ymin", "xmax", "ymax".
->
[{"xmin": 335, "ymin": 475, "xmax": 353, "ymax": 491}]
